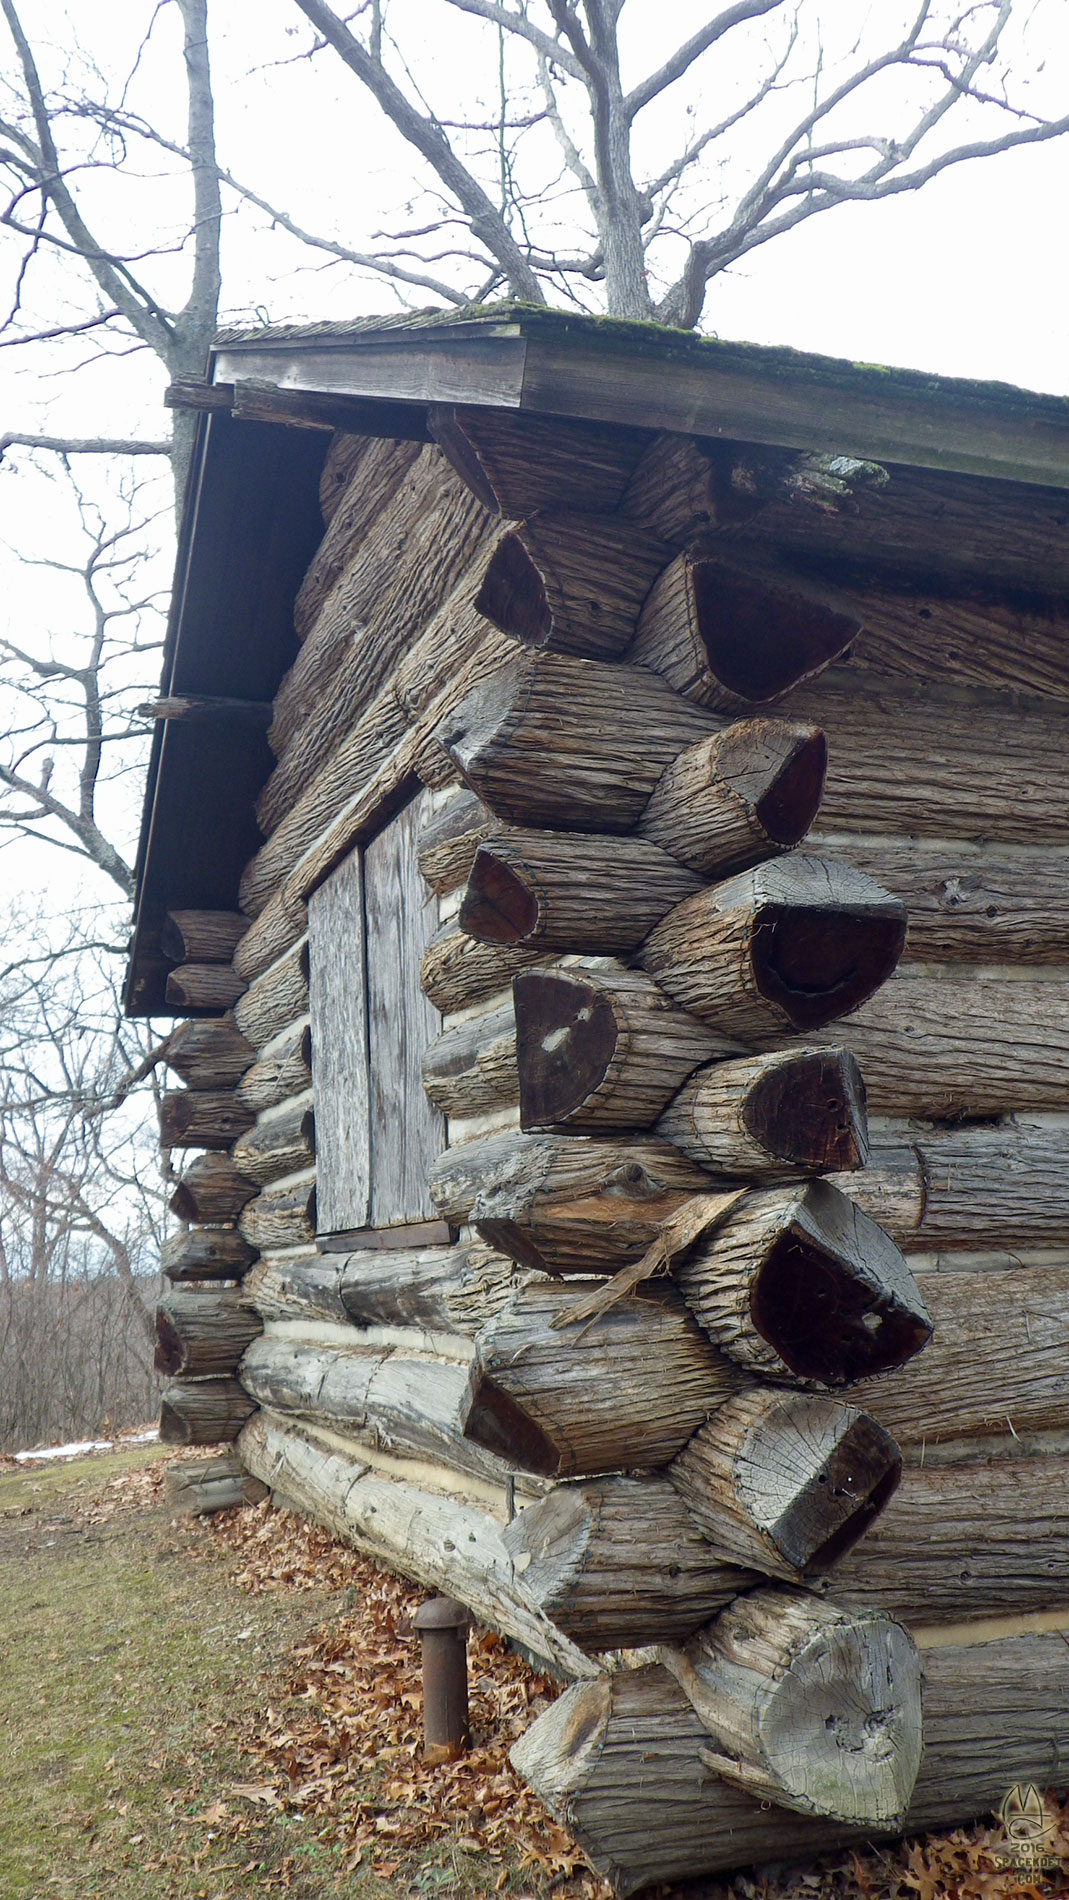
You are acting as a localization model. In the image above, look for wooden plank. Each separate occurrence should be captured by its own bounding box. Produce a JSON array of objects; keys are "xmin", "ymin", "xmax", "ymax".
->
[
  {"xmin": 308, "ymin": 844, "xmax": 370, "ymax": 1232},
  {"xmin": 317, "ymin": 1220, "xmax": 454, "ymax": 1253},
  {"xmin": 212, "ymin": 332, "xmax": 528, "ymax": 411},
  {"xmin": 364, "ymin": 791, "xmax": 445, "ymax": 1225}
]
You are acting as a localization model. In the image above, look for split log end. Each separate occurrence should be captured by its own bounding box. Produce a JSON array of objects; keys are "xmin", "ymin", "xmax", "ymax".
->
[
  {"xmin": 741, "ymin": 1049, "xmax": 869, "ymax": 1174},
  {"xmin": 460, "ymin": 845, "xmax": 539, "ymax": 945}
]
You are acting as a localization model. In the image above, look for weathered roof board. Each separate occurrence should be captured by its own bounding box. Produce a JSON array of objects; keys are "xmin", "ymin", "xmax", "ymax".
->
[{"xmin": 124, "ymin": 304, "xmax": 1069, "ymax": 1016}]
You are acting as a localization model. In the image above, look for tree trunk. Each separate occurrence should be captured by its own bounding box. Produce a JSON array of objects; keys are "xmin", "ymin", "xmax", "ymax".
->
[
  {"xmin": 155, "ymin": 1285, "xmax": 262, "ymax": 1375},
  {"xmin": 671, "ymin": 1388, "xmax": 901, "ymax": 1580},
  {"xmin": 158, "ymin": 1088, "xmax": 254, "ymax": 1151},
  {"xmin": 459, "ymin": 830, "xmax": 701, "ymax": 955},
  {"xmin": 663, "ymin": 1589, "xmax": 921, "ymax": 1824},
  {"xmin": 435, "ymin": 649, "xmax": 713, "ymax": 832},
  {"xmin": 159, "ymin": 1376, "xmax": 255, "ymax": 1444},
  {"xmin": 656, "ymin": 1048, "xmax": 868, "ymax": 1180},
  {"xmin": 640, "ymin": 720, "xmax": 827, "ymax": 877},
  {"xmin": 641, "ymin": 856, "xmax": 906, "ymax": 1040},
  {"xmin": 474, "ymin": 513, "xmax": 669, "ymax": 660},
  {"xmin": 514, "ymin": 964, "xmax": 733, "ymax": 1133},
  {"xmin": 674, "ymin": 1178, "xmax": 931, "ymax": 1386},
  {"xmin": 169, "ymin": 1151, "xmax": 258, "ymax": 1224},
  {"xmin": 629, "ymin": 554, "xmax": 860, "ymax": 712},
  {"xmin": 460, "ymin": 1283, "xmax": 743, "ymax": 1477},
  {"xmin": 161, "ymin": 1226, "xmax": 256, "ymax": 1282}
]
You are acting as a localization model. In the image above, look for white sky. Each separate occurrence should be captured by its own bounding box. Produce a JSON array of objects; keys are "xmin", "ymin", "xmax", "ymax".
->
[{"xmin": 1, "ymin": 0, "xmax": 1068, "ymax": 913}]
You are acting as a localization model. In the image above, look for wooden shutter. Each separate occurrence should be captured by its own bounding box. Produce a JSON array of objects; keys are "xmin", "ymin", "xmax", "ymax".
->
[{"xmin": 309, "ymin": 789, "xmax": 444, "ymax": 1236}]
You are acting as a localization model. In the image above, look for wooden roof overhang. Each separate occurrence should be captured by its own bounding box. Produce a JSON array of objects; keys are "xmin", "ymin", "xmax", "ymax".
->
[{"xmin": 124, "ymin": 305, "xmax": 1069, "ymax": 1016}]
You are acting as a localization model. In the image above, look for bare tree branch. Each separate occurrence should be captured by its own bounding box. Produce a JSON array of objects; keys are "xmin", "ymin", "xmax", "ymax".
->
[
  {"xmin": 0, "ymin": 433, "xmax": 171, "ymax": 460},
  {"xmin": 625, "ymin": 0, "xmax": 790, "ymax": 120}
]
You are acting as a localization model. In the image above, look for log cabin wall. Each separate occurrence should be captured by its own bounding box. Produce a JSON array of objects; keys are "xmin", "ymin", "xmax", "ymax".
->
[{"xmin": 145, "ymin": 378, "xmax": 1069, "ymax": 1889}]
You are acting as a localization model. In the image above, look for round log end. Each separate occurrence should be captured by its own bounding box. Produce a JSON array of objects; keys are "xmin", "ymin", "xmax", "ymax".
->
[
  {"xmin": 459, "ymin": 1365, "xmax": 562, "ymax": 1476},
  {"xmin": 515, "ymin": 972, "xmax": 618, "ymax": 1128},
  {"xmin": 691, "ymin": 563, "xmax": 860, "ymax": 703},
  {"xmin": 460, "ymin": 847, "xmax": 540, "ymax": 945},
  {"xmin": 748, "ymin": 1212, "xmax": 932, "ymax": 1386},
  {"xmin": 475, "ymin": 533, "xmax": 552, "ymax": 647},
  {"xmin": 742, "ymin": 1049, "xmax": 869, "ymax": 1173},
  {"xmin": 752, "ymin": 901, "xmax": 906, "ymax": 1031}
]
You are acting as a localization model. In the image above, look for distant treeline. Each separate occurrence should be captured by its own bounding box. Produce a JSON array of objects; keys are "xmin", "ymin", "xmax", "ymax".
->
[{"xmin": 0, "ymin": 1270, "xmax": 159, "ymax": 1453}]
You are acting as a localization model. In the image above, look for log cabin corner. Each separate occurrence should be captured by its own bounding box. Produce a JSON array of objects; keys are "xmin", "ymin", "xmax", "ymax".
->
[{"xmin": 127, "ymin": 305, "xmax": 1069, "ymax": 1891}]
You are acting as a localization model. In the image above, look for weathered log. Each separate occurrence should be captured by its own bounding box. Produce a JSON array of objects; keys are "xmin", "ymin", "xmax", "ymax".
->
[
  {"xmin": 157, "ymin": 1088, "xmax": 254, "ymax": 1151},
  {"xmin": 630, "ymin": 554, "xmax": 861, "ymax": 713},
  {"xmin": 264, "ymin": 469, "xmax": 493, "ymax": 818},
  {"xmin": 782, "ymin": 676, "xmax": 1069, "ymax": 846},
  {"xmin": 664, "ymin": 1589, "xmax": 921, "ymax": 1824},
  {"xmin": 806, "ymin": 970, "xmax": 1069, "ymax": 1117},
  {"xmin": 834, "ymin": 577, "xmax": 1069, "ymax": 701},
  {"xmin": 318, "ymin": 430, "xmax": 371, "ymax": 524},
  {"xmin": 235, "ymin": 1024, "xmax": 313, "ymax": 1113},
  {"xmin": 339, "ymin": 1242, "xmax": 519, "ymax": 1333},
  {"xmin": 164, "ymin": 1453, "xmax": 269, "ymax": 1515},
  {"xmin": 428, "ymin": 1130, "xmax": 719, "ymax": 1274},
  {"xmin": 461, "ymin": 1283, "xmax": 743, "ymax": 1477},
  {"xmin": 674, "ymin": 1178, "xmax": 932, "ymax": 1386},
  {"xmin": 169, "ymin": 1152, "xmax": 258, "ymax": 1224},
  {"xmin": 161, "ymin": 1226, "xmax": 257, "ymax": 1283},
  {"xmin": 833, "ymin": 1123, "xmax": 1069, "ymax": 1251},
  {"xmin": 852, "ymin": 1265, "xmax": 1069, "ymax": 1450},
  {"xmin": 155, "ymin": 1285, "xmax": 262, "ymax": 1376},
  {"xmin": 164, "ymin": 963, "xmax": 245, "ymax": 1011},
  {"xmin": 641, "ymin": 720, "xmax": 826, "ymax": 878},
  {"xmin": 294, "ymin": 435, "xmax": 423, "ymax": 639},
  {"xmin": 159, "ymin": 1376, "xmax": 255, "ymax": 1445},
  {"xmin": 230, "ymin": 1100, "xmax": 315, "ymax": 1187},
  {"xmin": 671, "ymin": 1389, "xmax": 902, "ymax": 1580},
  {"xmin": 233, "ymin": 939, "xmax": 309, "ymax": 1053},
  {"xmin": 243, "ymin": 1255, "xmax": 348, "ymax": 1326},
  {"xmin": 416, "ymin": 788, "xmax": 494, "ymax": 894},
  {"xmin": 657, "ymin": 1048, "xmax": 869, "ymax": 1180},
  {"xmin": 503, "ymin": 1478, "xmax": 754, "ymax": 1650},
  {"xmin": 459, "ymin": 830, "xmax": 701, "ymax": 955},
  {"xmin": 435, "ymin": 649, "xmax": 713, "ymax": 832},
  {"xmin": 811, "ymin": 839, "xmax": 1069, "ymax": 965},
  {"xmin": 420, "ymin": 920, "xmax": 547, "ymax": 1015},
  {"xmin": 421, "ymin": 1004, "xmax": 519, "ymax": 1117},
  {"xmin": 239, "ymin": 1334, "xmax": 510, "ymax": 1491},
  {"xmin": 160, "ymin": 910, "xmax": 249, "ymax": 964},
  {"xmin": 141, "ymin": 693, "xmax": 273, "ymax": 727},
  {"xmin": 165, "ymin": 1015, "xmax": 255, "ymax": 1090},
  {"xmin": 428, "ymin": 404, "xmax": 649, "ymax": 516},
  {"xmin": 819, "ymin": 1452, "xmax": 1069, "ymax": 1624},
  {"xmin": 641, "ymin": 857, "xmax": 906, "ymax": 1040},
  {"xmin": 474, "ymin": 513, "xmax": 670, "ymax": 660},
  {"xmin": 622, "ymin": 429, "xmax": 1069, "ymax": 598},
  {"xmin": 232, "ymin": 887, "xmax": 307, "ymax": 984},
  {"xmin": 239, "ymin": 1412, "xmax": 594, "ymax": 1679},
  {"xmin": 513, "ymin": 1630, "xmax": 1069, "ymax": 1893},
  {"xmin": 238, "ymin": 1177, "xmax": 317, "ymax": 1253},
  {"xmin": 514, "ymin": 964, "xmax": 733, "ymax": 1133}
]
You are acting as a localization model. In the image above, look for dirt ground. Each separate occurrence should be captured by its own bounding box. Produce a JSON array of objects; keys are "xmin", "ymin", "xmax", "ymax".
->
[{"xmin": 2, "ymin": 1442, "xmax": 1067, "ymax": 1900}]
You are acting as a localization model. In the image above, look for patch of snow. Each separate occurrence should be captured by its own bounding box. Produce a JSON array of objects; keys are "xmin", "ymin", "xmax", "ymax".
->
[{"xmin": 13, "ymin": 1427, "xmax": 160, "ymax": 1463}]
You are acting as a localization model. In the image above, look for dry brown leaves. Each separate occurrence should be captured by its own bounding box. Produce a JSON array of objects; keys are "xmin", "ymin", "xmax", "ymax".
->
[{"xmin": 193, "ymin": 1496, "xmax": 609, "ymax": 1896}]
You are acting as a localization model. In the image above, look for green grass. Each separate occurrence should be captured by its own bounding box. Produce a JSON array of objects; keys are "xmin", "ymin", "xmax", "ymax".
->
[{"xmin": 0, "ymin": 1452, "xmax": 365, "ymax": 1900}]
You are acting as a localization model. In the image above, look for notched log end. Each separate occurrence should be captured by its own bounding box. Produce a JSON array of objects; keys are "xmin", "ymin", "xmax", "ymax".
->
[
  {"xmin": 515, "ymin": 972, "xmax": 618, "ymax": 1129},
  {"xmin": 752, "ymin": 900, "xmax": 906, "ymax": 1031},
  {"xmin": 459, "ymin": 1364, "xmax": 561, "ymax": 1476},
  {"xmin": 475, "ymin": 533, "xmax": 552, "ymax": 647},
  {"xmin": 154, "ymin": 1311, "xmax": 184, "ymax": 1378},
  {"xmin": 749, "ymin": 1217, "xmax": 932, "ymax": 1386},
  {"xmin": 460, "ymin": 846, "xmax": 539, "ymax": 945},
  {"xmin": 692, "ymin": 561, "xmax": 860, "ymax": 703},
  {"xmin": 744, "ymin": 1049, "xmax": 869, "ymax": 1174},
  {"xmin": 747, "ymin": 724, "xmax": 827, "ymax": 848},
  {"xmin": 158, "ymin": 1400, "xmax": 191, "ymax": 1446}
]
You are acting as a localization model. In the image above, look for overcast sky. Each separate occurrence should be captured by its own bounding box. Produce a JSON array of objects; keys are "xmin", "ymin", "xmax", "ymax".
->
[{"xmin": 1, "ymin": 0, "xmax": 1068, "ymax": 912}]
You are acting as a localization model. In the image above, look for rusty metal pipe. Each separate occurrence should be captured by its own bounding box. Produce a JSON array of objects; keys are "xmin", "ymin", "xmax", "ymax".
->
[{"xmin": 414, "ymin": 1596, "xmax": 470, "ymax": 1763}]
